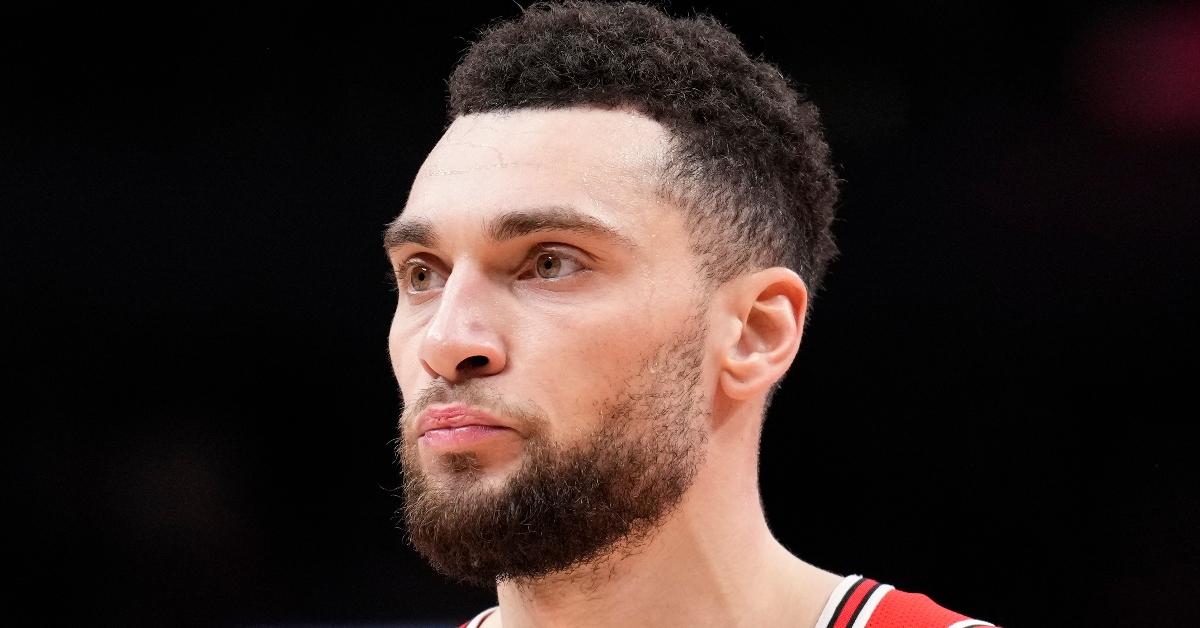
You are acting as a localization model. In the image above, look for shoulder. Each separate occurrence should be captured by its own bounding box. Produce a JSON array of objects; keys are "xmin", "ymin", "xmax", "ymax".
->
[{"xmin": 814, "ymin": 575, "xmax": 998, "ymax": 628}]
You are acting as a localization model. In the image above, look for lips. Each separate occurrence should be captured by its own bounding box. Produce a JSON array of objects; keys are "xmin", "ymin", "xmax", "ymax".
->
[{"xmin": 416, "ymin": 403, "xmax": 514, "ymax": 437}]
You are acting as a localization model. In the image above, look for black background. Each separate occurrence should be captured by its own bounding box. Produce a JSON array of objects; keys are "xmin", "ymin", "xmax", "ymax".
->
[{"xmin": 6, "ymin": 2, "xmax": 1198, "ymax": 626}]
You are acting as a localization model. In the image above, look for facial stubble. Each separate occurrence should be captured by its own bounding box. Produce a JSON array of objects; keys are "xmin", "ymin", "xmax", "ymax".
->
[{"xmin": 397, "ymin": 316, "xmax": 710, "ymax": 587}]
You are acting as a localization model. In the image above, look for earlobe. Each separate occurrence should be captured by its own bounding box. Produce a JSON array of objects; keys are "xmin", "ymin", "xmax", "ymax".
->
[{"xmin": 718, "ymin": 269, "xmax": 808, "ymax": 401}]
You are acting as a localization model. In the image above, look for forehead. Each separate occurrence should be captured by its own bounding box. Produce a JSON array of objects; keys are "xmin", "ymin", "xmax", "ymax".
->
[{"xmin": 401, "ymin": 107, "xmax": 674, "ymax": 234}]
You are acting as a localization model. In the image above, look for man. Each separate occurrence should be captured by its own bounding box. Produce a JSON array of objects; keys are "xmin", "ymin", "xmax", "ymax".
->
[{"xmin": 384, "ymin": 2, "xmax": 997, "ymax": 627}]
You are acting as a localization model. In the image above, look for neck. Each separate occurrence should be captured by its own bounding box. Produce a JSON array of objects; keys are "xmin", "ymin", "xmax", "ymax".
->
[{"xmin": 483, "ymin": 422, "xmax": 843, "ymax": 628}]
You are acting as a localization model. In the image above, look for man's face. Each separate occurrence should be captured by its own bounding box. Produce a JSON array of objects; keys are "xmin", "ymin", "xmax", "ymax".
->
[{"xmin": 386, "ymin": 107, "xmax": 717, "ymax": 584}]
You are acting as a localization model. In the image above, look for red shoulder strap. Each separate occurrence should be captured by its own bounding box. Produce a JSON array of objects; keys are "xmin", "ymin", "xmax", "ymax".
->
[{"xmin": 821, "ymin": 575, "xmax": 996, "ymax": 628}]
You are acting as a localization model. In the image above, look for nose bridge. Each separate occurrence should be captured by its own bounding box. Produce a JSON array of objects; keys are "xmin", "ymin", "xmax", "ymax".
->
[
  {"xmin": 428, "ymin": 264, "xmax": 486, "ymax": 340},
  {"xmin": 419, "ymin": 260, "xmax": 506, "ymax": 380}
]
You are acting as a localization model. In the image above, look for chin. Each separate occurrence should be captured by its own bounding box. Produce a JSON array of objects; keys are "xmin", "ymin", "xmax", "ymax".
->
[{"xmin": 424, "ymin": 449, "xmax": 524, "ymax": 487}]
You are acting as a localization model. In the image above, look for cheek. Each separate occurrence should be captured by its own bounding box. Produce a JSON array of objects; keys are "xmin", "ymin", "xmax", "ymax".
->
[
  {"xmin": 514, "ymin": 304, "xmax": 664, "ymax": 420},
  {"xmin": 388, "ymin": 315, "xmax": 423, "ymax": 384}
]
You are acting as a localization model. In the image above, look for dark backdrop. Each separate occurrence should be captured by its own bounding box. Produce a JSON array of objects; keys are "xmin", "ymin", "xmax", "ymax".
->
[{"xmin": 6, "ymin": 2, "xmax": 1198, "ymax": 626}]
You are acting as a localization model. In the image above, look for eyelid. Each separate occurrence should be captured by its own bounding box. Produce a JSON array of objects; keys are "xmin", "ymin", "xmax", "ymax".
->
[
  {"xmin": 398, "ymin": 250, "xmax": 452, "ymax": 275},
  {"xmin": 531, "ymin": 242, "xmax": 591, "ymax": 261}
]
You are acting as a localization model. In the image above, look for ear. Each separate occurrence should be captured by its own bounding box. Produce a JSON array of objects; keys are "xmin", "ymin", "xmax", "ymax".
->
[{"xmin": 717, "ymin": 267, "xmax": 809, "ymax": 401}]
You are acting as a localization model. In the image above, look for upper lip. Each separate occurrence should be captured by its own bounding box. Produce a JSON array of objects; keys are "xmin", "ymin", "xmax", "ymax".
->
[{"xmin": 416, "ymin": 403, "xmax": 514, "ymax": 436}]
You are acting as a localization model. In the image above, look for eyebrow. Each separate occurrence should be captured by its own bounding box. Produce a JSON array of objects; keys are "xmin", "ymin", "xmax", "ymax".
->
[{"xmin": 382, "ymin": 206, "xmax": 635, "ymax": 252}]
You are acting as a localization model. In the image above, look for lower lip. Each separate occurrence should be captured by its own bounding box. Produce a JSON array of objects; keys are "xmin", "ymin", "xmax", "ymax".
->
[{"xmin": 419, "ymin": 425, "xmax": 515, "ymax": 449}]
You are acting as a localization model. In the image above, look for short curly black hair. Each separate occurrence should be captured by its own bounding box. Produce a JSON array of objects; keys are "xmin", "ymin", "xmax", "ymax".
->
[{"xmin": 448, "ymin": 0, "xmax": 840, "ymax": 307}]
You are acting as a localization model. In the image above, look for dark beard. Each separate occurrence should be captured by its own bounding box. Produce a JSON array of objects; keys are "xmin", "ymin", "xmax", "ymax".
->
[{"xmin": 396, "ymin": 317, "xmax": 709, "ymax": 587}]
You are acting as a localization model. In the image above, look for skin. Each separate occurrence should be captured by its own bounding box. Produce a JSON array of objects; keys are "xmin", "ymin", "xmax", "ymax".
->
[{"xmin": 386, "ymin": 107, "xmax": 843, "ymax": 628}]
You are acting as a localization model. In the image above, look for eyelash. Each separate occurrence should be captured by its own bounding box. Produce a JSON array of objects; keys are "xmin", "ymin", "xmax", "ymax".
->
[{"xmin": 388, "ymin": 246, "xmax": 586, "ymax": 293}]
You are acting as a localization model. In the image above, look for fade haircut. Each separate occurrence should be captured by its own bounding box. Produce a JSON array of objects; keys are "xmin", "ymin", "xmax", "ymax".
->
[{"xmin": 447, "ymin": 0, "xmax": 840, "ymax": 308}]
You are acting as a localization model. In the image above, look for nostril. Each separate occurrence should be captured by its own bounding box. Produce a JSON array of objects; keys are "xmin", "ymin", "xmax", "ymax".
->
[{"xmin": 458, "ymin": 355, "xmax": 489, "ymax": 370}]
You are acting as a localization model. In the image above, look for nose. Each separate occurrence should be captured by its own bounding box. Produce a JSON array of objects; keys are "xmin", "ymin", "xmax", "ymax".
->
[{"xmin": 417, "ymin": 263, "xmax": 508, "ymax": 383}]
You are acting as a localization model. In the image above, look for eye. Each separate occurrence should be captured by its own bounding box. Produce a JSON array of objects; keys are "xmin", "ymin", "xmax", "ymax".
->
[
  {"xmin": 401, "ymin": 260, "xmax": 446, "ymax": 292},
  {"xmin": 530, "ymin": 250, "xmax": 584, "ymax": 280}
]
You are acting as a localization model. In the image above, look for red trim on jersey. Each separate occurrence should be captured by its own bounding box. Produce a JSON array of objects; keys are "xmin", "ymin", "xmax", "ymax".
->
[{"xmin": 831, "ymin": 578, "xmax": 881, "ymax": 628}]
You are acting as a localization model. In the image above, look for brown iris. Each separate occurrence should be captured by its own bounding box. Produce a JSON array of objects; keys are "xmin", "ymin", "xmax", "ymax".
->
[
  {"xmin": 535, "ymin": 253, "xmax": 562, "ymax": 279},
  {"xmin": 409, "ymin": 264, "xmax": 433, "ymax": 290}
]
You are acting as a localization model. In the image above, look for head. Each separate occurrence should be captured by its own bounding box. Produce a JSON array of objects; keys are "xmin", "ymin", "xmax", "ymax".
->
[{"xmin": 385, "ymin": 1, "xmax": 839, "ymax": 586}]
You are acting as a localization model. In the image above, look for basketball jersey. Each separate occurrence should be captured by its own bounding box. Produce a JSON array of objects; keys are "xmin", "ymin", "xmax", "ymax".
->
[{"xmin": 459, "ymin": 574, "xmax": 997, "ymax": 627}]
